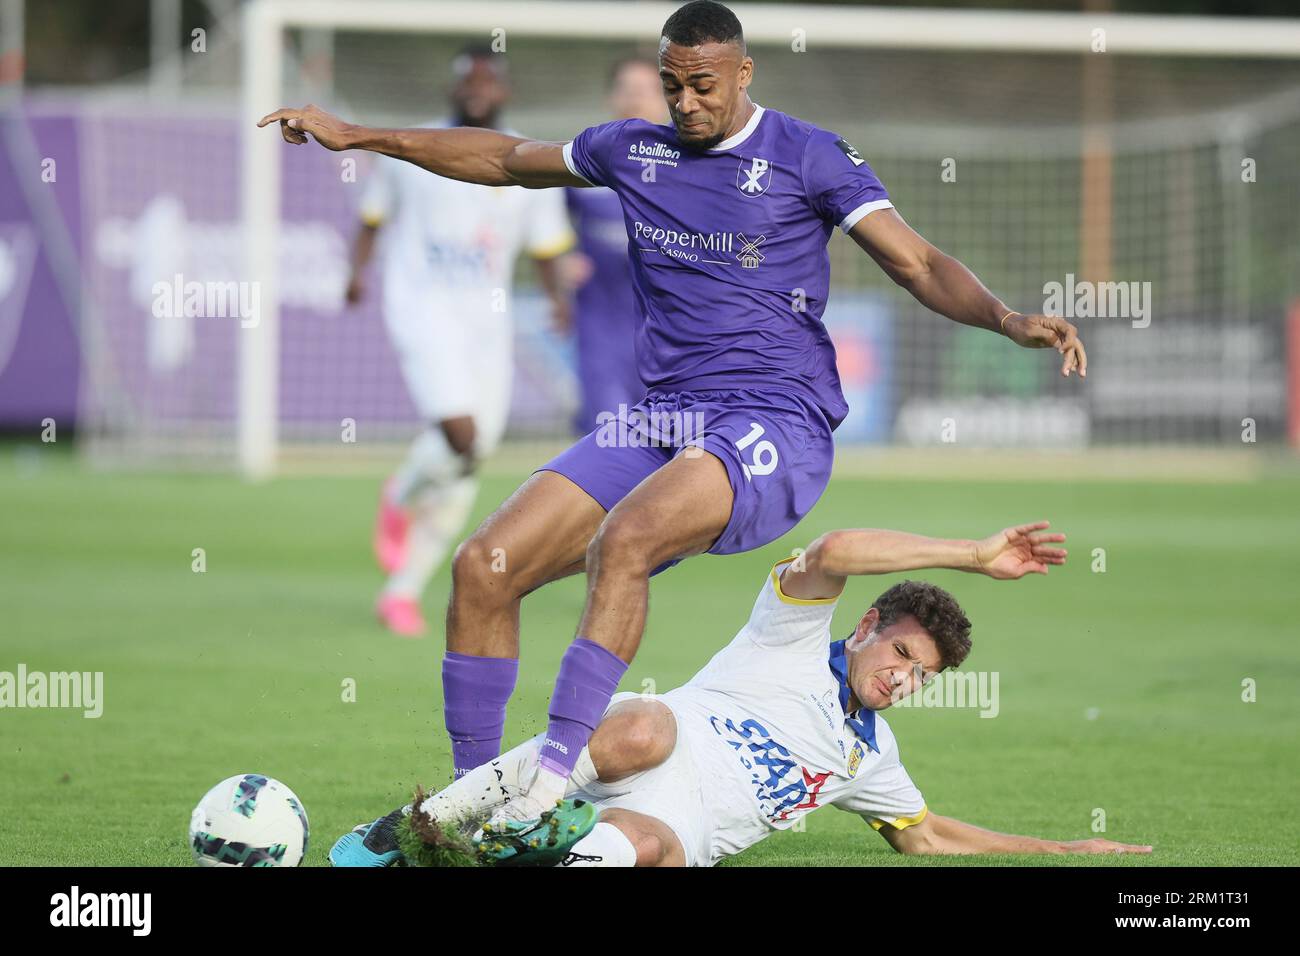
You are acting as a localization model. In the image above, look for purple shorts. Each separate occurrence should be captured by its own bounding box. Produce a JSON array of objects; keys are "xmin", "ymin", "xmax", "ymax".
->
[{"xmin": 539, "ymin": 386, "xmax": 835, "ymax": 570}]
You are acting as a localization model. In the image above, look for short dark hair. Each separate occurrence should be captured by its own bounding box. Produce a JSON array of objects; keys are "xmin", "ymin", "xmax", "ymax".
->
[
  {"xmin": 662, "ymin": 1, "xmax": 745, "ymax": 51},
  {"xmin": 871, "ymin": 581, "xmax": 972, "ymax": 670}
]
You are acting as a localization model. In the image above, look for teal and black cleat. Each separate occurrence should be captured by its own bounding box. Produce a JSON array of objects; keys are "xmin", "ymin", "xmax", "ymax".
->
[
  {"xmin": 328, "ymin": 809, "xmax": 406, "ymax": 867},
  {"xmin": 473, "ymin": 799, "xmax": 599, "ymax": 867}
]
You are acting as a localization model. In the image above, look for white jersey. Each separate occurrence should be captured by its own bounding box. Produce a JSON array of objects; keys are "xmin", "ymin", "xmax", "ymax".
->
[
  {"xmin": 357, "ymin": 122, "xmax": 573, "ymax": 426},
  {"xmin": 358, "ymin": 122, "xmax": 574, "ymax": 321},
  {"xmin": 656, "ymin": 558, "xmax": 927, "ymax": 863}
]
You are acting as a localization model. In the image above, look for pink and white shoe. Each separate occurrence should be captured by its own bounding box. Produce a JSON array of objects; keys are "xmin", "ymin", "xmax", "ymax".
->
[
  {"xmin": 373, "ymin": 477, "xmax": 410, "ymax": 574},
  {"xmin": 376, "ymin": 593, "xmax": 425, "ymax": 638}
]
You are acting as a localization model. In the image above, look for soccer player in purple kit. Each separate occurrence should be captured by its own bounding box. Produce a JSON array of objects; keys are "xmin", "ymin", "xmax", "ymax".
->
[
  {"xmin": 260, "ymin": 0, "xmax": 1087, "ymax": 860},
  {"xmin": 565, "ymin": 56, "xmax": 665, "ymax": 433}
]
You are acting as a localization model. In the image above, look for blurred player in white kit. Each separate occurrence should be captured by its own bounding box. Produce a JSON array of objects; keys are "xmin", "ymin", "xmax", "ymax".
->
[{"xmin": 345, "ymin": 47, "xmax": 576, "ymax": 636}]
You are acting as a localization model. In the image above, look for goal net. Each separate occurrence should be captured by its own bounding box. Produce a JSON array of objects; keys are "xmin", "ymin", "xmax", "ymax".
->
[{"xmin": 66, "ymin": 0, "xmax": 1300, "ymax": 473}]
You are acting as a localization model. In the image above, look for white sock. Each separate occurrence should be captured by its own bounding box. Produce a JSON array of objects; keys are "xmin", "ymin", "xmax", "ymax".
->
[
  {"xmin": 384, "ymin": 476, "xmax": 477, "ymax": 599},
  {"xmin": 566, "ymin": 747, "xmax": 599, "ymax": 795},
  {"xmin": 391, "ymin": 429, "xmax": 463, "ymax": 507},
  {"xmin": 557, "ymin": 822, "xmax": 637, "ymax": 868},
  {"xmin": 415, "ymin": 737, "xmax": 600, "ymax": 825},
  {"xmin": 418, "ymin": 734, "xmax": 541, "ymax": 825}
]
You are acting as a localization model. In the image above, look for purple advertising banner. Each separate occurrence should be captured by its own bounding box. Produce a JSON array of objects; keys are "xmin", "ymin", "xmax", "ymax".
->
[{"xmin": 0, "ymin": 111, "xmax": 81, "ymax": 431}]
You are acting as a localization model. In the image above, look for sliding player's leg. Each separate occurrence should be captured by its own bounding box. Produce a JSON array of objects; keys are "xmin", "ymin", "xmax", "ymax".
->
[
  {"xmin": 434, "ymin": 698, "xmax": 677, "ymax": 819},
  {"xmin": 562, "ymin": 809, "xmax": 685, "ymax": 867},
  {"xmin": 329, "ymin": 697, "xmax": 680, "ymax": 866},
  {"xmin": 558, "ymin": 698, "xmax": 686, "ymax": 867}
]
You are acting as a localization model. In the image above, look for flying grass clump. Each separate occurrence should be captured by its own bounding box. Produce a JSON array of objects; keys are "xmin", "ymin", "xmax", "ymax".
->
[{"xmin": 395, "ymin": 786, "xmax": 483, "ymax": 867}]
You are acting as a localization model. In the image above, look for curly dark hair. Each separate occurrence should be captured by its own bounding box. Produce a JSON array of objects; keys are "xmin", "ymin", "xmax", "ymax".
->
[
  {"xmin": 662, "ymin": 1, "xmax": 745, "ymax": 50},
  {"xmin": 871, "ymin": 580, "xmax": 972, "ymax": 670}
]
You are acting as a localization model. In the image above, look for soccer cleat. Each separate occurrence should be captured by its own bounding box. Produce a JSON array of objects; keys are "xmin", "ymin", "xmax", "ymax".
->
[
  {"xmin": 328, "ymin": 809, "xmax": 406, "ymax": 867},
  {"xmin": 376, "ymin": 593, "xmax": 426, "ymax": 637},
  {"xmin": 472, "ymin": 799, "xmax": 598, "ymax": 867},
  {"xmin": 373, "ymin": 477, "xmax": 411, "ymax": 574}
]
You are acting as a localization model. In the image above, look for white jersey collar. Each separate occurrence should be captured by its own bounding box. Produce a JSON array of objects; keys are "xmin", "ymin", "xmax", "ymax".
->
[{"xmin": 707, "ymin": 103, "xmax": 765, "ymax": 153}]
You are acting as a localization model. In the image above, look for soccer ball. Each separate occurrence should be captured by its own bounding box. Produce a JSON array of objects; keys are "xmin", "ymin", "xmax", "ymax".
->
[{"xmin": 188, "ymin": 774, "xmax": 310, "ymax": 867}]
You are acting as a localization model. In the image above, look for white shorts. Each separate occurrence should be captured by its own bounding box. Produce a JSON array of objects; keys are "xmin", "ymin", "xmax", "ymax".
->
[
  {"xmin": 383, "ymin": 295, "xmax": 512, "ymax": 455},
  {"xmin": 574, "ymin": 690, "xmax": 771, "ymax": 867}
]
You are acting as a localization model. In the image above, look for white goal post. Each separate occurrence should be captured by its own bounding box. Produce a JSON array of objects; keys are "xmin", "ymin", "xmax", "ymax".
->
[{"xmin": 240, "ymin": 0, "xmax": 1300, "ymax": 478}]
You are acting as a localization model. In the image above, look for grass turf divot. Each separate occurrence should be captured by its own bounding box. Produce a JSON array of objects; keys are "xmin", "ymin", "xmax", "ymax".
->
[{"xmin": 395, "ymin": 786, "xmax": 481, "ymax": 868}]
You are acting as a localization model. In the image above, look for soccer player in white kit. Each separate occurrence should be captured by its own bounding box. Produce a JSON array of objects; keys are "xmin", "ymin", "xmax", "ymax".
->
[
  {"xmin": 332, "ymin": 520, "xmax": 1151, "ymax": 866},
  {"xmin": 346, "ymin": 48, "xmax": 576, "ymax": 636}
]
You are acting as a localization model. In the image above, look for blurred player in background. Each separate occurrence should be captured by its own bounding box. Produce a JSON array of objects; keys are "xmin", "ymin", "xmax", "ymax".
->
[
  {"xmin": 346, "ymin": 46, "xmax": 576, "ymax": 637},
  {"xmin": 563, "ymin": 56, "xmax": 665, "ymax": 433}
]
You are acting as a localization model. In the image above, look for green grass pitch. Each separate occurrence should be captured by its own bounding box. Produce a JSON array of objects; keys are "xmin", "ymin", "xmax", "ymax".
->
[{"xmin": 1, "ymin": 448, "xmax": 1297, "ymax": 866}]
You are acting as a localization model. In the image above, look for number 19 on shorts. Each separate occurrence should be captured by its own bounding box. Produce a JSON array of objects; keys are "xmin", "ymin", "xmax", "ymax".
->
[{"xmin": 737, "ymin": 422, "xmax": 779, "ymax": 481}]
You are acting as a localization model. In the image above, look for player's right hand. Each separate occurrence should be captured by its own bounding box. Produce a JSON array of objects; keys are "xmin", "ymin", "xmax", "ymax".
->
[{"xmin": 257, "ymin": 104, "xmax": 356, "ymax": 151}]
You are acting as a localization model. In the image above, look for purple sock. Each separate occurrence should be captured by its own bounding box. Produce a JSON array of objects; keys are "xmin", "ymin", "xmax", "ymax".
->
[
  {"xmin": 442, "ymin": 651, "xmax": 519, "ymax": 778},
  {"xmin": 539, "ymin": 638, "xmax": 628, "ymax": 779}
]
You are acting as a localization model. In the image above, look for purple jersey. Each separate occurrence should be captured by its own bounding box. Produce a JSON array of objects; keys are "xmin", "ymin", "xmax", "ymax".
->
[{"xmin": 561, "ymin": 104, "xmax": 892, "ymax": 430}]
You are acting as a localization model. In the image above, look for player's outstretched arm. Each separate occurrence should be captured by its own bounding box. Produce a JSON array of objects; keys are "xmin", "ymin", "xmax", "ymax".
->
[
  {"xmin": 779, "ymin": 522, "xmax": 1068, "ymax": 601},
  {"xmin": 848, "ymin": 208, "xmax": 1087, "ymax": 378},
  {"xmin": 256, "ymin": 104, "xmax": 587, "ymax": 189},
  {"xmin": 879, "ymin": 811, "xmax": 1152, "ymax": 856}
]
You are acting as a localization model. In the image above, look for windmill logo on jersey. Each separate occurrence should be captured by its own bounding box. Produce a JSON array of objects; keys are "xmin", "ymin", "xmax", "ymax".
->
[
  {"xmin": 736, "ymin": 234, "xmax": 766, "ymax": 270},
  {"xmin": 736, "ymin": 156, "xmax": 772, "ymax": 196}
]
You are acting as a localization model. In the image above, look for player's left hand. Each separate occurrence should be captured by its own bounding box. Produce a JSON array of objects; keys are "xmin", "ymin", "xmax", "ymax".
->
[
  {"xmin": 973, "ymin": 520, "xmax": 1067, "ymax": 579},
  {"xmin": 1003, "ymin": 313, "xmax": 1087, "ymax": 378},
  {"xmin": 1059, "ymin": 837, "xmax": 1154, "ymax": 854}
]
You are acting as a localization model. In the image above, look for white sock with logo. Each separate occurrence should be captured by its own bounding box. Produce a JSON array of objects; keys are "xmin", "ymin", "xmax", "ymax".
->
[
  {"xmin": 418, "ymin": 735, "xmax": 537, "ymax": 824},
  {"xmin": 415, "ymin": 737, "xmax": 596, "ymax": 825},
  {"xmin": 557, "ymin": 822, "xmax": 637, "ymax": 868}
]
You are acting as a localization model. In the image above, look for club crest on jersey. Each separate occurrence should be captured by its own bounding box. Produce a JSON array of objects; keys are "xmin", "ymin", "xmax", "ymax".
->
[
  {"xmin": 847, "ymin": 740, "xmax": 866, "ymax": 778},
  {"xmin": 736, "ymin": 156, "xmax": 772, "ymax": 196}
]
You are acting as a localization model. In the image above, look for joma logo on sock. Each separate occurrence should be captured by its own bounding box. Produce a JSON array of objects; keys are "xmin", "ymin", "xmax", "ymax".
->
[
  {"xmin": 49, "ymin": 886, "xmax": 151, "ymax": 936},
  {"xmin": 543, "ymin": 739, "xmax": 569, "ymax": 755}
]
